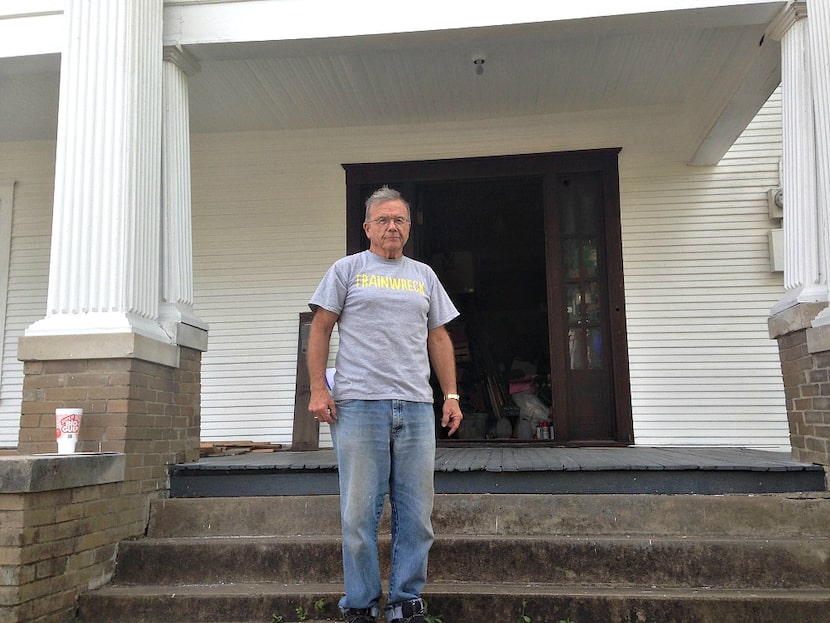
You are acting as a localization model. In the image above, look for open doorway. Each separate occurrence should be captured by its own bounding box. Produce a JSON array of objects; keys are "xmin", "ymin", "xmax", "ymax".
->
[
  {"xmin": 413, "ymin": 179, "xmax": 551, "ymax": 441},
  {"xmin": 343, "ymin": 149, "xmax": 633, "ymax": 446}
]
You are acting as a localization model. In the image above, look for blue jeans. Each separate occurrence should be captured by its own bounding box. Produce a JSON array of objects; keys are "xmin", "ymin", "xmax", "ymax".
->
[{"xmin": 331, "ymin": 399, "xmax": 436, "ymax": 614}]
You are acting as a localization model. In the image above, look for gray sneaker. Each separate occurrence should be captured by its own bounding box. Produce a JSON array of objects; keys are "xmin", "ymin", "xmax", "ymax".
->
[{"xmin": 386, "ymin": 599, "xmax": 426, "ymax": 623}]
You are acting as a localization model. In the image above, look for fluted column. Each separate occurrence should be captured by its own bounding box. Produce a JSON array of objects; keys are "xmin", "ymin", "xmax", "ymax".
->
[
  {"xmin": 770, "ymin": 1, "xmax": 826, "ymax": 315},
  {"xmin": 159, "ymin": 45, "xmax": 207, "ymax": 341},
  {"xmin": 808, "ymin": 0, "xmax": 830, "ymax": 327},
  {"xmin": 25, "ymin": 0, "xmax": 167, "ymax": 341}
]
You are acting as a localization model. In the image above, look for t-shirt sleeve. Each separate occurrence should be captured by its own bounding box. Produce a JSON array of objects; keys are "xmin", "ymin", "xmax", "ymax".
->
[
  {"xmin": 309, "ymin": 260, "xmax": 349, "ymax": 315},
  {"xmin": 427, "ymin": 271, "xmax": 460, "ymax": 329}
]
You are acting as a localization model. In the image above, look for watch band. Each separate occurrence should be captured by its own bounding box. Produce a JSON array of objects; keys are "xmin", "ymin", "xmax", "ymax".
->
[{"xmin": 444, "ymin": 393, "xmax": 460, "ymax": 401}]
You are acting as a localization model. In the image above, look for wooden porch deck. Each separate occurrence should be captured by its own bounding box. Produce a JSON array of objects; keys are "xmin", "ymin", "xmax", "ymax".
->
[{"xmin": 169, "ymin": 446, "xmax": 826, "ymax": 497}]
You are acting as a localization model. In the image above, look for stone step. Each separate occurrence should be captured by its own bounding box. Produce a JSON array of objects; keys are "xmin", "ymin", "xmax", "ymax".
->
[
  {"xmin": 147, "ymin": 493, "xmax": 830, "ymax": 538},
  {"xmin": 113, "ymin": 534, "xmax": 830, "ymax": 589},
  {"xmin": 78, "ymin": 582, "xmax": 830, "ymax": 623},
  {"xmin": 78, "ymin": 492, "xmax": 830, "ymax": 623}
]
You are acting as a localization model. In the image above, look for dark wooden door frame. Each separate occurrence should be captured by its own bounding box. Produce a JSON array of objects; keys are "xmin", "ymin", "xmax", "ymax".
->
[{"xmin": 343, "ymin": 149, "xmax": 633, "ymax": 445}]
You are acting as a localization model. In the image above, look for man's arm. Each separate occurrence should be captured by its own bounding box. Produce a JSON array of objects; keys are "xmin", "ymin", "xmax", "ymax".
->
[
  {"xmin": 427, "ymin": 324, "xmax": 463, "ymax": 435},
  {"xmin": 307, "ymin": 308, "xmax": 339, "ymax": 424}
]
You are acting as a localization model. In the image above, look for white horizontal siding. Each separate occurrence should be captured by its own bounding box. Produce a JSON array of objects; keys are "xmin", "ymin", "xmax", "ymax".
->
[
  {"xmin": 621, "ymin": 88, "xmax": 787, "ymax": 449},
  {"xmin": 191, "ymin": 132, "xmax": 344, "ymax": 447},
  {"xmin": 0, "ymin": 141, "xmax": 54, "ymax": 447}
]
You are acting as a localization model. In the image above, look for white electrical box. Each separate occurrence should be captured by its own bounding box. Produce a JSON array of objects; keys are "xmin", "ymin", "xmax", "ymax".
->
[{"xmin": 768, "ymin": 228, "xmax": 784, "ymax": 272}]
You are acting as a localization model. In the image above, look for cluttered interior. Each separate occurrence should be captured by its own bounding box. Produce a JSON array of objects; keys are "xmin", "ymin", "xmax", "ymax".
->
[{"xmin": 420, "ymin": 178, "xmax": 555, "ymax": 443}]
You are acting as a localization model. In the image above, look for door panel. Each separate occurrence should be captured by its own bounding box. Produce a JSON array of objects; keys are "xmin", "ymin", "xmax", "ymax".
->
[{"xmin": 552, "ymin": 172, "xmax": 616, "ymax": 441}]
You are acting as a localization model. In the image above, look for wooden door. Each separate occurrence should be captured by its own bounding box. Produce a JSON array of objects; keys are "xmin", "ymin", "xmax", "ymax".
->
[{"xmin": 549, "ymin": 172, "xmax": 617, "ymax": 441}]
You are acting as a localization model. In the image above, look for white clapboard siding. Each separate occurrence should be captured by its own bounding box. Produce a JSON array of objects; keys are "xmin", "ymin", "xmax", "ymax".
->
[
  {"xmin": 191, "ymin": 131, "xmax": 346, "ymax": 447},
  {"xmin": 0, "ymin": 142, "xmax": 54, "ymax": 447},
  {"xmin": 620, "ymin": 89, "xmax": 787, "ymax": 448}
]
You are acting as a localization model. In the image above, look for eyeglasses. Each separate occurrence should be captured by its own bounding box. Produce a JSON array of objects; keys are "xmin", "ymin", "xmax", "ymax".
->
[{"xmin": 367, "ymin": 216, "xmax": 411, "ymax": 227}]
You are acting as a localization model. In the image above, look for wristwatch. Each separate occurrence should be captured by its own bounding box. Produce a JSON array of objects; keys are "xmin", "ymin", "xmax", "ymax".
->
[{"xmin": 444, "ymin": 393, "xmax": 460, "ymax": 401}]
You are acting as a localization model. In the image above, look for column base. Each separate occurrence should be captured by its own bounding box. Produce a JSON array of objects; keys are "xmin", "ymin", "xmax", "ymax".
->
[
  {"xmin": 25, "ymin": 311, "xmax": 172, "ymax": 343},
  {"xmin": 769, "ymin": 302, "xmax": 830, "ymax": 473},
  {"xmin": 16, "ymin": 330, "xmax": 203, "ymax": 470}
]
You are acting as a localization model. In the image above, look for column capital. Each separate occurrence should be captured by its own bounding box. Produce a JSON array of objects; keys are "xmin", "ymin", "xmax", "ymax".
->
[
  {"xmin": 768, "ymin": 1, "xmax": 808, "ymax": 41},
  {"xmin": 163, "ymin": 45, "xmax": 200, "ymax": 76}
]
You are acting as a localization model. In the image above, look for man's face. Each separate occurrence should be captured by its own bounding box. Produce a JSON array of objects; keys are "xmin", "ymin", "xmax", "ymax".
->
[{"xmin": 363, "ymin": 199, "xmax": 411, "ymax": 259}]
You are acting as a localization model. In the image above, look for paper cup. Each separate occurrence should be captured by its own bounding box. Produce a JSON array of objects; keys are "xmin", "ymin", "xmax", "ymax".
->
[{"xmin": 56, "ymin": 408, "xmax": 83, "ymax": 454}]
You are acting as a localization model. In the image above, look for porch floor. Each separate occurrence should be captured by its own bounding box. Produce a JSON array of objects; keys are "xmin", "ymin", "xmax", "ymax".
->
[{"xmin": 169, "ymin": 446, "xmax": 826, "ymax": 497}]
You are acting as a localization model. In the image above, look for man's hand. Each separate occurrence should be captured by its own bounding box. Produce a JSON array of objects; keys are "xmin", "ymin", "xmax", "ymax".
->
[
  {"xmin": 441, "ymin": 398, "xmax": 463, "ymax": 436},
  {"xmin": 306, "ymin": 308, "xmax": 339, "ymax": 425},
  {"xmin": 308, "ymin": 389, "xmax": 337, "ymax": 425}
]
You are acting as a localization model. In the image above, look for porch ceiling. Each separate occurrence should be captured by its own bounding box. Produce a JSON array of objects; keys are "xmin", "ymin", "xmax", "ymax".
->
[{"xmin": 0, "ymin": 3, "xmax": 784, "ymax": 164}]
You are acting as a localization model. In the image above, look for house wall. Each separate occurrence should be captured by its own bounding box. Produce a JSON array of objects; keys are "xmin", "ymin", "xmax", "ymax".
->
[
  {"xmin": 189, "ymin": 92, "xmax": 788, "ymax": 449},
  {"xmin": 0, "ymin": 142, "xmax": 53, "ymax": 447},
  {"xmin": 623, "ymin": 92, "xmax": 787, "ymax": 446},
  {"xmin": 0, "ymin": 93, "xmax": 788, "ymax": 450}
]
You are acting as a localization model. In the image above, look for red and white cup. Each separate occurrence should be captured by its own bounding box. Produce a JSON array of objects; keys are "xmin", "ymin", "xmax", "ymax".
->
[{"xmin": 56, "ymin": 408, "xmax": 83, "ymax": 454}]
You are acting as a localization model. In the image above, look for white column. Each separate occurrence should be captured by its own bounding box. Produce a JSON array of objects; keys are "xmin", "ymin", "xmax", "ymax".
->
[
  {"xmin": 770, "ymin": 2, "xmax": 826, "ymax": 315},
  {"xmin": 809, "ymin": 0, "xmax": 830, "ymax": 326},
  {"xmin": 26, "ymin": 0, "xmax": 167, "ymax": 340},
  {"xmin": 159, "ymin": 45, "xmax": 207, "ymax": 339}
]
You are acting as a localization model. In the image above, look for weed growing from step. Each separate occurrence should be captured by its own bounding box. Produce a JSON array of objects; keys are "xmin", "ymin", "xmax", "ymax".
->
[
  {"xmin": 420, "ymin": 598, "xmax": 443, "ymax": 623},
  {"xmin": 267, "ymin": 598, "xmax": 326, "ymax": 622},
  {"xmin": 515, "ymin": 599, "xmax": 576, "ymax": 623},
  {"xmin": 517, "ymin": 599, "xmax": 531, "ymax": 623}
]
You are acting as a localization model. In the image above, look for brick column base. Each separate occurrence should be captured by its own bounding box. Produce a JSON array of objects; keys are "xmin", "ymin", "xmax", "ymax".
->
[
  {"xmin": 769, "ymin": 303, "xmax": 830, "ymax": 482},
  {"xmin": 17, "ymin": 333, "xmax": 202, "ymax": 482},
  {"xmin": 3, "ymin": 330, "xmax": 206, "ymax": 623}
]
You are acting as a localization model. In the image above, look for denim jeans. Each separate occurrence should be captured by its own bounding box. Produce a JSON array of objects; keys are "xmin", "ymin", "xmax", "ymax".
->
[{"xmin": 331, "ymin": 399, "xmax": 436, "ymax": 614}]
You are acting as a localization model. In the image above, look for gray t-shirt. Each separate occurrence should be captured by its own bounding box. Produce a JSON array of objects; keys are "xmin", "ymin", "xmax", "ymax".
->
[{"xmin": 309, "ymin": 250, "xmax": 460, "ymax": 403}]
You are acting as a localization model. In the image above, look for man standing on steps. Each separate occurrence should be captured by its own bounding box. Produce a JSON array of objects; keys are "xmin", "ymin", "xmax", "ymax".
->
[{"xmin": 307, "ymin": 185, "xmax": 463, "ymax": 623}]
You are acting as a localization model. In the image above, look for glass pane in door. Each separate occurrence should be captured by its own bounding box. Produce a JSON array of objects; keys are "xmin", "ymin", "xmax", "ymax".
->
[{"xmin": 556, "ymin": 172, "xmax": 615, "ymax": 440}]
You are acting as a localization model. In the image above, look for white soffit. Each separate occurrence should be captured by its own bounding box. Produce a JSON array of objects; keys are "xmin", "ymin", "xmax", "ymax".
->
[{"xmin": 0, "ymin": 0, "xmax": 787, "ymax": 164}]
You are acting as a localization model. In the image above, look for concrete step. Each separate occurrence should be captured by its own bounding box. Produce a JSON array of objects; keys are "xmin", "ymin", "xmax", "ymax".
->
[
  {"xmin": 78, "ymin": 582, "xmax": 830, "ymax": 623},
  {"xmin": 113, "ymin": 534, "xmax": 830, "ymax": 589},
  {"xmin": 77, "ymin": 493, "xmax": 830, "ymax": 623},
  {"xmin": 147, "ymin": 493, "xmax": 830, "ymax": 538}
]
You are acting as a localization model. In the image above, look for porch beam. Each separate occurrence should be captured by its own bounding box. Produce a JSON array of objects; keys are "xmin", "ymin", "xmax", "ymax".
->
[{"xmin": 162, "ymin": 0, "xmax": 785, "ymax": 48}]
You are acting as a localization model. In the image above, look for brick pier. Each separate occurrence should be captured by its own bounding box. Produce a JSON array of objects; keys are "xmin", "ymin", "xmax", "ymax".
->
[
  {"xmin": 0, "ymin": 330, "xmax": 205, "ymax": 623},
  {"xmin": 770, "ymin": 302, "xmax": 830, "ymax": 481}
]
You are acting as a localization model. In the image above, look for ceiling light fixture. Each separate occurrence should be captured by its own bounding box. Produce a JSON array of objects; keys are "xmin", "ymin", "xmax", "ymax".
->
[{"xmin": 472, "ymin": 54, "xmax": 486, "ymax": 76}]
